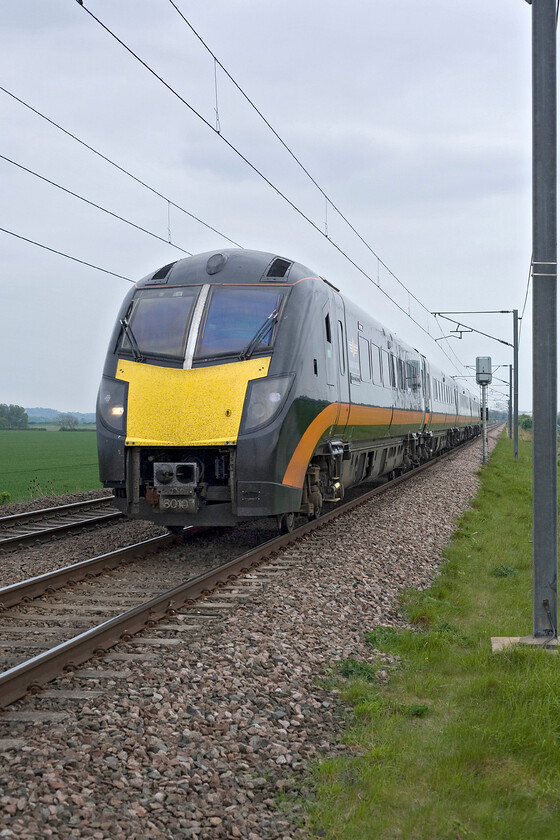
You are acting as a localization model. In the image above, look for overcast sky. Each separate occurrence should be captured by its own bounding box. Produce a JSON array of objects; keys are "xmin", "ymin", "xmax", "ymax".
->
[{"xmin": 0, "ymin": 0, "xmax": 537, "ymax": 412}]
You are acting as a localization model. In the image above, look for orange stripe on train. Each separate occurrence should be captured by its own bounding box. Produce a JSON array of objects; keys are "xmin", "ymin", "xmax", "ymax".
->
[
  {"xmin": 282, "ymin": 405, "xmax": 478, "ymax": 489},
  {"xmin": 282, "ymin": 403, "xmax": 396, "ymax": 489}
]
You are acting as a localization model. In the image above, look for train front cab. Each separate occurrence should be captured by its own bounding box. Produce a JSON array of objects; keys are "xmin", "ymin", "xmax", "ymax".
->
[
  {"xmin": 97, "ymin": 252, "xmax": 344, "ymax": 529},
  {"xmin": 97, "ymin": 257, "xmax": 297, "ymax": 526}
]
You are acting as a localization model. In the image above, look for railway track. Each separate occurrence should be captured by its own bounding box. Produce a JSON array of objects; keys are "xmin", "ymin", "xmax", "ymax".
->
[
  {"xmin": 0, "ymin": 431, "xmax": 498, "ymax": 710},
  {"xmin": 0, "ymin": 496, "xmax": 123, "ymax": 551}
]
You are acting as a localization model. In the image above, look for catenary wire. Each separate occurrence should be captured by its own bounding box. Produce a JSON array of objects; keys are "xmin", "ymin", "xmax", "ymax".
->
[
  {"xmin": 75, "ymin": 1, "xmax": 467, "ymax": 378},
  {"xmin": 166, "ymin": 0, "xmax": 487, "ymax": 385},
  {"xmin": 518, "ymin": 256, "xmax": 532, "ymax": 347},
  {"xmin": 0, "ymin": 226, "xmax": 133, "ymax": 282},
  {"xmin": 0, "ymin": 153, "xmax": 192, "ymax": 256},
  {"xmin": 168, "ymin": 1, "xmax": 507, "ymax": 382},
  {"xmin": 171, "ymin": 0, "xmax": 548, "ymax": 375},
  {"xmin": 0, "ymin": 85, "xmax": 242, "ymax": 249},
  {"xmin": 166, "ymin": 0, "xmax": 433, "ymax": 320},
  {"xmin": 172, "ymin": 0, "xmax": 472, "ymax": 378}
]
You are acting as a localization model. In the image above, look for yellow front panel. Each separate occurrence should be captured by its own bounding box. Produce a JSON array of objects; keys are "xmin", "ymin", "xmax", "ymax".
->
[{"xmin": 116, "ymin": 357, "xmax": 270, "ymax": 447}]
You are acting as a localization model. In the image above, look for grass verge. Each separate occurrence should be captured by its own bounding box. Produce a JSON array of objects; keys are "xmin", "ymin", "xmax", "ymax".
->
[
  {"xmin": 309, "ymin": 433, "xmax": 560, "ymax": 840},
  {"xmin": 0, "ymin": 429, "xmax": 101, "ymax": 502}
]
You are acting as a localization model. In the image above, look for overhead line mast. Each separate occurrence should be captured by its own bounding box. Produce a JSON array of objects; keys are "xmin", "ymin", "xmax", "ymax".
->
[{"xmin": 530, "ymin": 0, "xmax": 558, "ymax": 640}]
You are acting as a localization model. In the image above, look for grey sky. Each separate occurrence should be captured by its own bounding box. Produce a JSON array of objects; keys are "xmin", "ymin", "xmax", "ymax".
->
[{"xmin": 1, "ymin": 0, "xmax": 534, "ymax": 412}]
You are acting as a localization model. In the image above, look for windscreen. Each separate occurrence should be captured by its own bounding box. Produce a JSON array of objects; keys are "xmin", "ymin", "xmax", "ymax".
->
[
  {"xmin": 121, "ymin": 287, "xmax": 200, "ymax": 360},
  {"xmin": 194, "ymin": 286, "xmax": 287, "ymax": 360}
]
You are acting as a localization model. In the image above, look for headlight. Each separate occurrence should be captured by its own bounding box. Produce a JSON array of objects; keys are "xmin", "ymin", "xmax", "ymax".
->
[
  {"xmin": 240, "ymin": 374, "xmax": 294, "ymax": 433},
  {"xmin": 97, "ymin": 376, "xmax": 128, "ymax": 434}
]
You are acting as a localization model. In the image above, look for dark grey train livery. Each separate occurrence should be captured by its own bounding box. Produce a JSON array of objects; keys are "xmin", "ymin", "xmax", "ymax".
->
[{"xmin": 97, "ymin": 249, "xmax": 481, "ymax": 531}]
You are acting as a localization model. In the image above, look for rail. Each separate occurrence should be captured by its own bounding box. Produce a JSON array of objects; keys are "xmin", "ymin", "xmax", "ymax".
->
[
  {"xmin": 0, "ymin": 430, "xmax": 499, "ymax": 708},
  {"xmin": 0, "ymin": 497, "xmax": 122, "ymax": 550}
]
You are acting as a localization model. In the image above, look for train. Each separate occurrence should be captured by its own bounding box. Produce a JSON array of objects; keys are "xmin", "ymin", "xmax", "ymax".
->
[{"xmin": 96, "ymin": 248, "xmax": 481, "ymax": 532}]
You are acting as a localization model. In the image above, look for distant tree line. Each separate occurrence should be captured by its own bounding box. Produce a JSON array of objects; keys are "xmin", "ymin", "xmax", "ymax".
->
[
  {"xmin": 0, "ymin": 404, "xmax": 28, "ymax": 429},
  {"xmin": 57, "ymin": 413, "xmax": 79, "ymax": 431},
  {"xmin": 518, "ymin": 413, "xmax": 560, "ymax": 431}
]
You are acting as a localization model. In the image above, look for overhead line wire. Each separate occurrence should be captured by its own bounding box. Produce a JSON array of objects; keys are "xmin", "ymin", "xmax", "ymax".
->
[
  {"xmin": 0, "ymin": 153, "xmax": 192, "ymax": 255},
  {"xmin": 518, "ymin": 256, "xmax": 532, "ymax": 347},
  {"xmin": 0, "ymin": 85, "xmax": 242, "ymax": 248},
  {"xmin": 0, "ymin": 226, "xmax": 133, "ymax": 282},
  {"xmin": 166, "ymin": 0, "xmax": 431, "ymax": 317},
  {"xmin": 75, "ymin": 1, "xmax": 467, "ymax": 377},
  {"xmin": 170, "ymin": 0, "xmax": 547, "ymax": 379},
  {"xmin": 76, "ymin": 3, "xmax": 349, "ymax": 242}
]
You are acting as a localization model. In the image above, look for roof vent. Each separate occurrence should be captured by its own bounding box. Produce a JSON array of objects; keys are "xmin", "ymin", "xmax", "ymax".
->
[
  {"xmin": 266, "ymin": 258, "xmax": 292, "ymax": 279},
  {"xmin": 149, "ymin": 261, "xmax": 177, "ymax": 284},
  {"xmin": 206, "ymin": 252, "xmax": 228, "ymax": 275}
]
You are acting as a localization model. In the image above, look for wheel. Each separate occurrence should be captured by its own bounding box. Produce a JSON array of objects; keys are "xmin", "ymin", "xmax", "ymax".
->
[
  {"xmin": 308, "ymin": 492, "xmax": 323, "ymax": 521},
  {"xmin": 277, "ymin": 512, "xmax": 296, "ymax": 534}
]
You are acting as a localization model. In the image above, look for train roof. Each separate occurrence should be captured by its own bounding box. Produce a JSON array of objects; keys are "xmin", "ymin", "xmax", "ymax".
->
[
  {"xmin": 136, "ymin": 248, "xmax": 320, "ymax": 288},
  {"xmin": 136, "ymin": 248, "xmax": 478, "ymax": 402}
]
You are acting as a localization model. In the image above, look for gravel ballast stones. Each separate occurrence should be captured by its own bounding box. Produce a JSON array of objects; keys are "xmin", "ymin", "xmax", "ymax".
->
[{"xmin": 0, "ymin": 435, "xmax": 498, "ymax": 839}]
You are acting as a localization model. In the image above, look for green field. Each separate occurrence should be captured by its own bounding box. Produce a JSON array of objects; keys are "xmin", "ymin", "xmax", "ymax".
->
[
  {"xmin": 310, "ymin": 433, "xmax": 560, "ymax": 840},
  {"xmin": 0, "ymin": 429, "xmax": 102, "ymax": 503}
]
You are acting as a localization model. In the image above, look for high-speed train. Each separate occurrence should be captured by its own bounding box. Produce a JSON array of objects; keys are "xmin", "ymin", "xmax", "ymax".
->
[{"xmin": 96, "ymin": 249, "xmax": 480, "ymax": 532}]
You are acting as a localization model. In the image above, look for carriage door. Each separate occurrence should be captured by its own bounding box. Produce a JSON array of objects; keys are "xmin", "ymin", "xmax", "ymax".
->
[
  {"xmin": 333, "ymin": 294, "xmax": 350, "ymax": 432},
  {"xmin": 420, "ymin": 355, "xmax": 431, "ymax": 428},
  {"xmin": 322, "ymin": 300, "xmax": 337, "ymax": 393}
]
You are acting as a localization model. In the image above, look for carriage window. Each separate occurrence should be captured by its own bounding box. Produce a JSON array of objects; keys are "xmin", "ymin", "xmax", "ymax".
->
[
  {"xmin": 405, "ymin": 361, "xmax": 418, "ymax": 390},
  {"xmin": 325, "ymin": 313, "xmax": 332, "ymax": 343},
  {"xmin": 359, "ymin": 337, "xmax": 371, "ymax": 382},
  {"xmin": 381, "ymin": 350, "xmax": 391, "ymax": 387},
  {"xmin": 397, "ymin": 358, "xmax": 405, "ymax": 390},
  {"xmin": 371, "ymin": 344, "xmax": 382, "ymax": 385},
  {"xmin": 390, "ymin": 354, "xmax": 397, "ymax": 388},
  {"xmin": 195, "ymin": 286, "xmax": 286, "ymax": 360}
]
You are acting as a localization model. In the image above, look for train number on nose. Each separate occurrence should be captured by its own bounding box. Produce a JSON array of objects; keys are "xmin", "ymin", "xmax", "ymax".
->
[{"xmin": 160, "ymin": 496, "xmax": 193, "ymax": 511}]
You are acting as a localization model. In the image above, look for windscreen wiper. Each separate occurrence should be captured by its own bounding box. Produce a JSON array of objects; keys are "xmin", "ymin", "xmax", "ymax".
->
[
  {"xmin": 238, "ymin": 308, "xmax": 279, "ymax": 361},
  {"xmin": 119, "ymin": 317, "xmax": 144, "ymax": 362}
]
